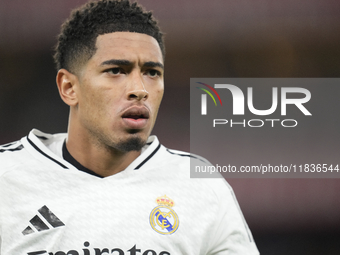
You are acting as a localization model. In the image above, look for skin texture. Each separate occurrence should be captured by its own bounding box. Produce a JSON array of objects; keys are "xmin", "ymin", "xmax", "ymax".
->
[{"xmin": 56, "ymin": 32, "xmax": 164, "ymax": 177}]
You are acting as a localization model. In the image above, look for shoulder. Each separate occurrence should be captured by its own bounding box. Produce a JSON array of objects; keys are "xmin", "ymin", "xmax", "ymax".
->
[
  {"xmin": 155, "ymin": 144, "xmax": 231, "ymax": 196},
  {"xmin": 156, "ymin": 144, "xmax": 226, "ymax": 180},
  {"xmin": 0, "ymin": 129, "xmax": 67, "ymax": 178},
  {"xmin": 158, "ymin": 146, "xmax": 211, "ymax": 167},
  {"xmin": 0, "ymin": 139, "xmax": 28, "ymax": 177},
  {"xmin": 153, "ymin": 145, "xmax": 259, "ymax": 253}
]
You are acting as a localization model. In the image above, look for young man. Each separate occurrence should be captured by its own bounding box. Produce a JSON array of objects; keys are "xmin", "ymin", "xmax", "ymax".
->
[{"xmin": 0, "ymin": 0, "xmax": 259, "ymax": 254}]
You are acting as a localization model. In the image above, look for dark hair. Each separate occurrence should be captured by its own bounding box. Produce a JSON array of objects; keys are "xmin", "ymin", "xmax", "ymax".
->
[{"xmin": 53, "ymin": 0, "xmax": 165, "ymax": 73}]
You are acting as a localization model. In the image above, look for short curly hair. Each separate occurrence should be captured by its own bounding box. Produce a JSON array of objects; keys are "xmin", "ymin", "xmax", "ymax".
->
[{"xmin": 53, "ymin": 0, "xmax": 165, "ymax": 74}]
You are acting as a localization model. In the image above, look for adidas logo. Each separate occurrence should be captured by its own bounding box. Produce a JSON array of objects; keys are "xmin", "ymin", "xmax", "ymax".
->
[{"xmin": 22, "ymin": 205, "xmax": 65, "ymax": 235}]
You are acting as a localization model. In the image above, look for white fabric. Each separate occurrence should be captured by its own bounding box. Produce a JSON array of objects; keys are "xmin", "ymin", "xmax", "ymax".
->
[{"xmin": 0, "ymin": 129, "xmax": 259, "ymax": 255}]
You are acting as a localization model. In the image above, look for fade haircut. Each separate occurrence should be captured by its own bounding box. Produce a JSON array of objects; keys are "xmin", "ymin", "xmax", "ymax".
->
[{"xmin": 53, "ymin": 0, "xmax": 165, "ymax": 74}]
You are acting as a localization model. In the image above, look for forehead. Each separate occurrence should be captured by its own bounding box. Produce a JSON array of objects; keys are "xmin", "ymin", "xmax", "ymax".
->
[{"xmin": 92, "ymin": 32, "xmax": 163, "ymax": 64}]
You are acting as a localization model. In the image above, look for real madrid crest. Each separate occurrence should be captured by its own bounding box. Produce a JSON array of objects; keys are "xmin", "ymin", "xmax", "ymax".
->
[{"xmin": 149, "ymin": 195, "xmax": 179, "ymax": 235}]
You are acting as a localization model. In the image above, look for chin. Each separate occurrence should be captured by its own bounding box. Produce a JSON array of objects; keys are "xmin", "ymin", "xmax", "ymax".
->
[{"xmin": 114, "ymin": 135, "xmax": 146, "ymax": 152}]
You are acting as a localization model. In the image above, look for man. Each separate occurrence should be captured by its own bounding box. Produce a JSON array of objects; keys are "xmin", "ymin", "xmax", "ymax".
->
[{"xmin": 0, "ymin": 0, "xmax": 259, "ymax": 254}]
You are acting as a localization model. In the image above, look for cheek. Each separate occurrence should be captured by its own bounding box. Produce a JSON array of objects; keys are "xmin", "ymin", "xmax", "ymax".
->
[
  {"xmin": 153, "ymin": 86, "xmax": 164, "ymax": 102},
  {"xmin": 150, "ymin": 88, "xmax": 164, "ymax": 116},
  {"xmin": 79, "ymin": 87, "xmax": 108, "ymax": 119},
  {"xmin": 85, "ymin": 89, "xmax": 123, "ymax": 124},
  {"xmin": 157, "ymin": 88, "xmax": 164, "ymax": 105}
]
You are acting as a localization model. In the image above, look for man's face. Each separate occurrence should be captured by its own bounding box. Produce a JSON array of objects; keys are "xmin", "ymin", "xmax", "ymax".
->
[{"xmin": 74, "ymin": 32, "xmax": 164, "ymax": 152}]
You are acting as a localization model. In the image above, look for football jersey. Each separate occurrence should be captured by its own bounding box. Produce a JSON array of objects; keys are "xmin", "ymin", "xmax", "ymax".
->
[{"xmin": 0, "ymin": 129, "xmax": 259, "ymax": 255}]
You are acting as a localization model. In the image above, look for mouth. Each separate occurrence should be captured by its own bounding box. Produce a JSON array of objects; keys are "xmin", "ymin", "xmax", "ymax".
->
[
  {"xmin": 122, "ymin": 107, "xmax": 149, "ymax": 119},
  {"xmin": 121, "ymin": 106, "xmax": 150, "ymax": 130}
]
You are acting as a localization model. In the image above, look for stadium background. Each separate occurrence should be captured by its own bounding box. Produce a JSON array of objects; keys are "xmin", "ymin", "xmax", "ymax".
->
[{"xmin": 0, "ymin": 0, "xmax": 339, "ymax": 254}]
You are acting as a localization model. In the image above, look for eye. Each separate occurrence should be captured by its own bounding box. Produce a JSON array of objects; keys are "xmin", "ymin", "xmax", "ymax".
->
[
  {"xmin": 147, "ymin": 69, "xmax": 161, "ymax": 77},
  {"xmin": 106, "ymin": 68, "xmax": 122, "ymax": 75}
]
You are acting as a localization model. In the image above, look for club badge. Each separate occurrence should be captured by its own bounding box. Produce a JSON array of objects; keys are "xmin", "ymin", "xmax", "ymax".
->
[{"xmin": 149, "ymin": 195, "xmax": 179, "ymax": 235}]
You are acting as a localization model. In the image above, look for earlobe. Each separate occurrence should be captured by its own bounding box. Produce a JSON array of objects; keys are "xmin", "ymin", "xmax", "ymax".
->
[{"xmin": 56, "ymin": 69, "xmax": 79, "ymax": 106}]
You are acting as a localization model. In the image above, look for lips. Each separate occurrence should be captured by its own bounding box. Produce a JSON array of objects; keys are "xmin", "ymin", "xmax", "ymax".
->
[
  {"xmin": 121, "ymin": 106, "xmax": 150, "ymax": 129},
  {"xmin": 122, "ymin": 107, "xmax": 150, "ymax": 119}
]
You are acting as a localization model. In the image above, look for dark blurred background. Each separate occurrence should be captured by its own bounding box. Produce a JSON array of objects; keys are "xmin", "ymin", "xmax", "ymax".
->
[{"xmin": 1, "ymin": 0, "xmax": 340, "ymax": 254}]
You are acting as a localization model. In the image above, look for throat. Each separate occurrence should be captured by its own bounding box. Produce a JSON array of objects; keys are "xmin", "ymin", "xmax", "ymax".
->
[
  {"xmin": 62, "ymin": 139, "xmax": 142, "ymax": 177},
  {"xmin": 62, "ymin": 141, "xmax": 104, "ymax": 178}
]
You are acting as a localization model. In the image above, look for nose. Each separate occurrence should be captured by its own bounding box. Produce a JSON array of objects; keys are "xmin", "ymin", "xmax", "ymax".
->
[{"xmin": 127, "ymin": 72, "xmax": 149, "ymax": 101}]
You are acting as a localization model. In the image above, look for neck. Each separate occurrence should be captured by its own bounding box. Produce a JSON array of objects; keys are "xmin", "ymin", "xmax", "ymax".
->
[{"xmin": 66, "ymin": 117, "xmax": 141, "ymax": 177}]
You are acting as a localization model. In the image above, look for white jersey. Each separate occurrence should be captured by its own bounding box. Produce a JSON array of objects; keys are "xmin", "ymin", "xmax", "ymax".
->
[{"xmin": 0, "ymin": 129, "xmax": 259, "ymax": 255}]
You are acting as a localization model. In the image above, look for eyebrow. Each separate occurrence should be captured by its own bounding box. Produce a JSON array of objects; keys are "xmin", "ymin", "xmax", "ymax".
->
[
  {"xmin": 100, "ymin": 59, "xmax": 131, "ymax": 66},
  {"xmin": 143, "ymin": 61, "xmax": 164, "ymax": 70},
  {"xmin": 100, "ymin": 59, "xmax": 164, "ymax": 70}
]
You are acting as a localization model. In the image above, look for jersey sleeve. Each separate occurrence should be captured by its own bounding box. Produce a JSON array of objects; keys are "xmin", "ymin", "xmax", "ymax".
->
[{"xmin": 206, "ymin": 179, "xmax": 260, "ymax": 255}]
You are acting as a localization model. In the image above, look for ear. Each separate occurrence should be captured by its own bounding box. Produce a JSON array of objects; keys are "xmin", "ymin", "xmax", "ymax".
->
[{"xmin": 56, "ymin": 69, "xmax": 79, "ymax": 106}]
